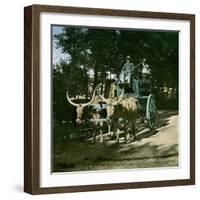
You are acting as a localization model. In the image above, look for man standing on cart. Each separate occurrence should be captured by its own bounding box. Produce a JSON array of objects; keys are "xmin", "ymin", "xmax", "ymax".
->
[
  {"xmin": 119, "ymin": 56, "xmax": 146, "ymax": 94},
  {"xmin": 120, "ymin": 55, "xmax": 134, "ymax": 85}
]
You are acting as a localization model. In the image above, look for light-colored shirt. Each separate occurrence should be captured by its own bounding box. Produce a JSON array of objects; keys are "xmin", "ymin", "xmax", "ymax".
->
[{"xmin": 122, "ymin": 61, "xmax": 134, "ymax": 73}]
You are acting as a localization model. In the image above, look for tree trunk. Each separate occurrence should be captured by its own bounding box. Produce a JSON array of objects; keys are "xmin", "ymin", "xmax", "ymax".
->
[{"xmin": 93, "ymin": 65, "xmax": 98, "ymax": 90}]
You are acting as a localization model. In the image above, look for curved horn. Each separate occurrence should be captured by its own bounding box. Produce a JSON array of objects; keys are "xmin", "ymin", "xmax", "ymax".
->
[
  {"xmin": 98, "ymin": 94, "xmax": 109, "ymax": 104},
  {"xmin": 98, "ymin": 88, "xmax": 124, "ymax": 105},
  {"xmin": 82, "ymin": 86, "xmax": 98, "ymax": 107},
  {"xmin": 112, "ymin": 88, "xmax": 125, "ymax": 106},
  {"xmin": 66, "ymin": 92, "xmax": 79, "ymax": 107}
]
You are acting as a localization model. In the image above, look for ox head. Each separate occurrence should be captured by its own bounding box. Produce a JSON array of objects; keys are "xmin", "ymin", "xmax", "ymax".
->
[
  {"xmin": 99, "ymin": 89, "xmax": 124, "ymax": 119},
  {"xmin": 66, "ymin": 87, "xmax": 97, "ymax": 123}
]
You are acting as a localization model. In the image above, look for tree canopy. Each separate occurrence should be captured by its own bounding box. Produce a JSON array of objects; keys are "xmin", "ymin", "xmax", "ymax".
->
[{"xmin": 53, "ymin": 26, "xmax": 178, "ymax": 124}]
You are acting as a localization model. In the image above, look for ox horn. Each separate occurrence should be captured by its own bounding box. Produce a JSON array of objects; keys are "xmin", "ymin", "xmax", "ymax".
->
[
  {"xmin": 81, "ymin": 86, "xmax": 97, "ymax": 107},
  {"xmin": 98, "ymin": 94, "xmax": 109, "ymax": 104},
  {"xmin": 66, "ymin": 92, "xmax": 79, "ymax": 107},
  {"xmin": 99, "ymin": 88, "xmax": 124, "ymax": 105},
  {"xmin": 112, "ymin": 88, "xmax": 124, "ymax": 105},
  {"xmin": 66, "ymin": 86, "xmax": 98, "ymax": 107}
]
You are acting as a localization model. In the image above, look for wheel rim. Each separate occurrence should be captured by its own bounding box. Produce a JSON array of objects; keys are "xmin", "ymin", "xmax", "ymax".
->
[{"xmin": 146, "ymin": 94, "xmax": 156, "ymax": 129}]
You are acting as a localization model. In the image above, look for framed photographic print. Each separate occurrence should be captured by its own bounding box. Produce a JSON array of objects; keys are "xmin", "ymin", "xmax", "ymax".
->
[{"xmin": 24, "ymin": 4, "xmax": 195, "ymax": 194}]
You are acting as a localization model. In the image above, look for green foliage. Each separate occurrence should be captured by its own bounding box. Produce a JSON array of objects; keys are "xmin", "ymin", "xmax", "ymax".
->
[{"xmin": 53, "ymin": 26, "xmax": 178, "ymax": 124}]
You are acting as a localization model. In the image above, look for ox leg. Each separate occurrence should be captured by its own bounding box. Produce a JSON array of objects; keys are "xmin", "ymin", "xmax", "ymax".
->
[
  {"xmin": 99, "ymin": 122, "xmax": 104, "ymax": 144},
  {"xmin": 116, "ymin": 128, "xmax": 120, "ymax": 144},
  {"xmin": 92, "ymin": 132, "xmax": 96, "ymax": 143},
  {"xmin": 124, "ymin": 121, "xmax": 130, "ymax": 143},
  {"xmin": 124, "ymin": 127, "xmax": 130, "ymax": 143},
  {"xmin": 99, "ymin": 129, "xmax": 104, "ymax": 144},
  {"xmin": 92, "ymin": 125, "xmax": 97, "ymax": 143},
  {"xmin": 107, "ymin": 120, "xmax": 114, "ymax": 139},
  {"xmin": 132, "ymin": 123, "xmax": 137, "ymax": 141},
  {"xmin": 110, "ymin": 123, "xmax": 116, "ymax": 139},
  {"xmin": 108, "ymin": 123, "xmax": 111, "ymax": 135},
  {"xmin": 124, "ymin": 129, "xmax": 127, "ymax": 143}
]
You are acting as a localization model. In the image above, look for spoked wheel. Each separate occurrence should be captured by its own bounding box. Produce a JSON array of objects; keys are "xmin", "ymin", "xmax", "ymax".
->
[{"xmin": 146, "ymin": 94, "xmax": 156, "ymax": 129}]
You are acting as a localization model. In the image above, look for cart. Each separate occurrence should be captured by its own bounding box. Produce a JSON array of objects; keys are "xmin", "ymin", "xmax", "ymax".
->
[{"xmin": 116, "ymin": 74, "xmax": 157, "ymax": 130}]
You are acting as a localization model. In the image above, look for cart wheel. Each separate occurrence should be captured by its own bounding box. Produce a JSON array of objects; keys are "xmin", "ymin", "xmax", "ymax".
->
[{"xmin": 146, "ymin": 94, "xmax": 156, "ymax": 129}]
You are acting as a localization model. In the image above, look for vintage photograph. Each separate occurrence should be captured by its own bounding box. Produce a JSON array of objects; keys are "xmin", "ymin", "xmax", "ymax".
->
[{"xmin": 52, "ymin": 25, "xmax": 179, "ymax": 173}]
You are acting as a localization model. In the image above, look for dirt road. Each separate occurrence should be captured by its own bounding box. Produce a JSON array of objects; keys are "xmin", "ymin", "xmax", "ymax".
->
[{"xmin": 53, "ymin": 110, "xmax": 178, "ymax": 172}]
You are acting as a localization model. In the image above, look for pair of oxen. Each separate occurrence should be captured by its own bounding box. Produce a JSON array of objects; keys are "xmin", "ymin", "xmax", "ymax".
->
[{"xmin": 66, "ymin": 87, "xmax": 139, "ymax": 144}]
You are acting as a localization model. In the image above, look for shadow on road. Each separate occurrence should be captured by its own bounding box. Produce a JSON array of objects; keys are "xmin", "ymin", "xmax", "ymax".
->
[
  {"xmin": 156, "ymin": 110, "xmax": 178, "ymax": 128},
  {"xmin": 53, "ymin": 110, "xmax": 178, "ymax": 172},
  {"xmin": 136, "ymin": 129, "xmax": 158, "ymax": 141},
  {"xmin": 135, "ymin": 110, "xmax": 178, "ymax": 141}
]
